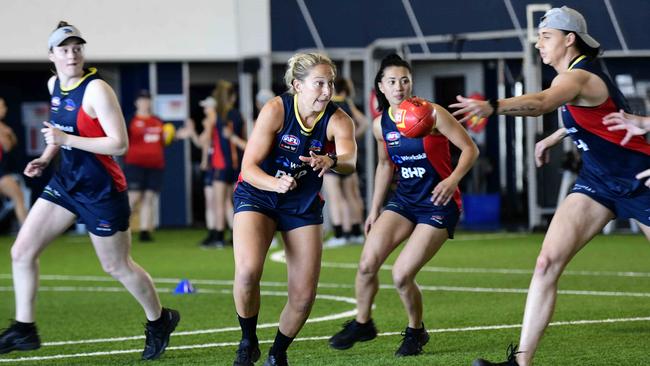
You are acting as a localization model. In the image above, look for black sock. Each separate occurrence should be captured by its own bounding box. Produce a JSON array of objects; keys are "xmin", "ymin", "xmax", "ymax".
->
[
  {"xmin": 13, "ymin": 321, "xmax": 36, "ymax": 332},
  {"xmin": 208, "ymin": 229, "xmax": 217, "ymax": 240},
  {"xmin": 407, "ymin": 323, "xmax": 425, "ymax": 333},
  {"xmin": 269, "ymin": 329, "xmax": 294, "ymax": 356},
  {"xmin": 148, "ymin": 308, "xmax": 168, "ymax": 327},
  {"xmin": 215, "ymin": 230, "xmax": 224, "ymax": 242},
  {"xmin": 238, "ymin": 314, "xmax": 258, "ymax": 343},
  {"xmin": 351, "ymin": 223, "xmax": 362, "ymax": 236},
  {"xmin": 333, "ymin": 225, "xmax": 343, "ymax": 238}
]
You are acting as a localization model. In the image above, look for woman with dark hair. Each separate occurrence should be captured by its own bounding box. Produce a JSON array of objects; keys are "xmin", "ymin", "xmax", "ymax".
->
[
  {"xmin": 0, "ymin": 21, "xmax": 179, "ymax": 361},
  {"xmin": 328, "ymin": 53, "xmax": 478, "ymax": 357},
  {"xmin": 450, "ymin": 6, "xmax": 650, "ymax": 366}
]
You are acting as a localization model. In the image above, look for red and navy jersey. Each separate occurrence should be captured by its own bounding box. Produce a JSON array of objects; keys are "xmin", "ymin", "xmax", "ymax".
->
[
  {"xmin": 49, "ymin": 68, "xmax": 127, "ymax": 203},
  {"xmin": 124, "ymin": 115, "xmax": 165, "ymax": 169},
  {"xmin": 235, "ymin": 93, "xmax": 337, "ymax": 214},
  {"xmin": 211, "ymin": 109, "xmax": 245, "ymax": 170},
  {"xmin": 562, "ymin": 56, "xmax": 650, "ymax": 196},
  {"xmin": 381, "ymin": 108, "xmax": 462, "ymax": 209}
]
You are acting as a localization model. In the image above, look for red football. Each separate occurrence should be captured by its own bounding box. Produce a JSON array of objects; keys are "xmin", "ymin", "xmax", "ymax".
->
[{"xmin": 395, "ymin": 97, "xmax": 436, "ymax": 138}]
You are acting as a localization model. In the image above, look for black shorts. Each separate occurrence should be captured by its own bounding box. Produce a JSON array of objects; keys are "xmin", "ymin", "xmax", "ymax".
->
[
  {"xmin": 124, "ymin": 164, "xmax": 164, "ymax": 192},
  {"xmin": 41, "ymin": 179, "xmax": 130, "ymax": 237}
]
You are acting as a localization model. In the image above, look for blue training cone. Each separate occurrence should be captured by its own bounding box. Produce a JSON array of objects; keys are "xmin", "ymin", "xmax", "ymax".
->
[{"xmin": 173, "ymin": 279, "xmax": 196, "ymax": 294}]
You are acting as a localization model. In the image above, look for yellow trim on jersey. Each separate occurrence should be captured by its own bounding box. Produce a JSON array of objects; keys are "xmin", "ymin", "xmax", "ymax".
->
[
  {"xmin": 293, "ymin": 94, "xmax": 326, "ymax": 133},
  {"xmin": 59, "ymin": 67, "xmax": 98, "ymax": 92},
  {"xmin": 568, "ymin": 55, "xmax": 586, "ymax": 71},
  {"xmin": 331, "ymin": 95, "xmax": 346, "ymax": 103}
]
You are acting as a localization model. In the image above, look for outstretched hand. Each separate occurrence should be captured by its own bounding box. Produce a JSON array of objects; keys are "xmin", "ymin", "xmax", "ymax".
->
[
  {"xmin": 602, "ymin": 109, "xmax": 647, "ymax": 146},
  {"xmin": 448, "ymin": 95, "xmax": 493, "ymax": 123},
  {"xmin": 298, "ymin": 151, "xmax": 335, "ymax": 177}
]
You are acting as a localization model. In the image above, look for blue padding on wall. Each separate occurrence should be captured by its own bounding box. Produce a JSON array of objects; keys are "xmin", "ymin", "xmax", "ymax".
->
[
  {"xmin": 119, "ymin": 63, "xmax": 149, "ymax": 118},
  {"xmin": 156, "ymin": 62, "xmax": 188, "ymax": 227}
]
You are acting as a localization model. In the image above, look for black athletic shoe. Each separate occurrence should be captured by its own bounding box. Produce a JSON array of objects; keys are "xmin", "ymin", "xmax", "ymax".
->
[
  {"xmin": 200, "ymin": 240, "xmax": 224, "ymax": 249},
  {"xmin": 0, "ymin": 321, "xmax": 41, "ymax": 354},
  {"xmin": 262, "ymin": 352, "xmax": 288, "ymax": 366},
  {"xmin": 329, "ymin": 319, "xmax": 378, "ymax": 350},
  {"xmin": 142, "ymin": 308, "xmax": 180, "ymax": 360},
  {"xmin": 139, "ymin": 231, "xmax": 154, "ymax": 242},
  {"xmin": 472, "ymin": 344, "xmax": 521, "ymax": 366},
  {"xmin": 394, "ymin": 325, "xmax": 430, "ymax": 357},
  {"xmin": 233, "ymin": 338, "xmax": 261, "ymax": 366}
]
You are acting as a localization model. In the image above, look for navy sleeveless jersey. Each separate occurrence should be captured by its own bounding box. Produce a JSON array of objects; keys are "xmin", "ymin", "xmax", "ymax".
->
[
  {"xmin": 381, "ymin": 107, "xmax": 461, "ymax": 208},
  {"xmin": 49, "ymin": 68, "xmax": 127, "ymax": 203},
  {"xmin": 562, "ymin": 56, "xmax": 650, "ymax": 196},
  {"xmin": 235, "ymin": 93, "xmax": 338, "ymax": 214}
]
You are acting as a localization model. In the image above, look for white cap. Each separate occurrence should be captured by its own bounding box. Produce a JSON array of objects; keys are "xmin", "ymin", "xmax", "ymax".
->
[
  {"xmin": 199, "ymin": 96, "xmax": 216, "ymax": 108},
  {"xmin": 538, "ymin": 6, "xmax": 599, "ymax": 48},
  {"xmin": 48, "ymin": 25, "xmax": 86, "ymax": 49}
]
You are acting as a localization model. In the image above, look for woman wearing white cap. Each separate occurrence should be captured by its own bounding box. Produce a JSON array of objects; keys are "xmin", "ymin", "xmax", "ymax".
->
[
  {"xmin": 450, "ymin": 6, "xmax": 650, "ymax": 366},
  {"xmin": 0, "ymin": 21, "xmax": 180, "ymax": 360}
]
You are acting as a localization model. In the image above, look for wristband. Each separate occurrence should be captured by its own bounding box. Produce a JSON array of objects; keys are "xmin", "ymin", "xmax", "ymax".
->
[
  {"xmin": 488, "ymin": 99, "xmax": 499, "ymax": 113},
  {"xmin": 327, "ymin": 152, "xmax": 338, "ymax": 169}
]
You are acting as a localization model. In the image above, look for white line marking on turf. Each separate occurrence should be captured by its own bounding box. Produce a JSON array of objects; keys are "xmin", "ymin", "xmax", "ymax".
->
[
  {"xmin": 2, "ymin": 315, "xmax": 650, "ymax": 363},
  {"xmin": 0, "ymin": 288, "xmax": 357, "ymax": 348},
  {"xmin": 270, "ymin": 248, "xmax": 650, "ymax": 278}
]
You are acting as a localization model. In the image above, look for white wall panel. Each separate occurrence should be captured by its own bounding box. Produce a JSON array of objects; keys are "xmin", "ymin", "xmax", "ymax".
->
[{"xmin": 1, "ymin": 0, "xmax": 269, "ymax": 61}]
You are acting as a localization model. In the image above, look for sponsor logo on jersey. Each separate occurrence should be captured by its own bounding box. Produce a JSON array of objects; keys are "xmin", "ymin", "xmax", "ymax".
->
[
  {"xmin": 308, "ymin": 139, "xmax": 323, "ymax": 152},
  {"xmin": 53, "ymin": 123, "xmax": 74, "ymax": 133},
  {"xmin": 385, "ymin": 131, "xmax": 400, "ymax": 147},
  {"xmin": 135, "ymin": 120, "xmax": 145, "ymax": 127},
  {"xmin": 573, "ymin": 183, "xmax": 596, "ymax": 193},
  {"xmin": 51, "ymin": 97, "xmax": 61, "ymax": 107},
  {"xmin": 279, "ymin": 134, "xmax": 300, "ymax": 152},
  {"xmin": 566, "ymin": 127, "xmax": 578, "ymax": 134},
  {"xmin": 391, "ymin": 153, "xmax": 426, "ymax": 165},
  {"xmin": 64, "ymin": 99, "xmax": 76, "ymax": 112},
  {"xmin": 275, "ymin": 156, "xmax": 303, "ymax": 170}
]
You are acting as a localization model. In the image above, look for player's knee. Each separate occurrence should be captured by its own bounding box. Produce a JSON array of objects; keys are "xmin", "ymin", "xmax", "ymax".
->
[
  {"xmin": 235, "ymin": 268, "xmax": 262, "ymax": 289},
  {"xmin": 357, "ymin": 257, "xmax": 380, "ymax": 278},
  {"xmin": 534, "ymin": 254, "xmax": 554, "ymax": 276},
  {"xmin": 391, "ymin": 267, "xmax": 412, "ymax": 291},
  {"xmin": 10, "ymin": 242, "xmax": 36, "ymax": 264},
  {"xmin": 100, "ymin": 259, "xmax": 129, "ymax": 278},
  {"xmin": 288, "ymin": 288, "xmax": 316, "ymax": 314}
]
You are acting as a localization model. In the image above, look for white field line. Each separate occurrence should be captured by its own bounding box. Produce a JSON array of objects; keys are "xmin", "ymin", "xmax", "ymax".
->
[
  {"xmin": 2, "ymin": 315, "xmax": 650, "ymax": 363},
  {"xmin": 0, "ymin": 287, "xmax": 357, "ymax": 347},
  {"xmin": 270, "ymin": 248, "xmax": 650, "ymax": 278},
  {"xmin": 2, "ymin": 277, "xmax": 650, "ymax": 299}
]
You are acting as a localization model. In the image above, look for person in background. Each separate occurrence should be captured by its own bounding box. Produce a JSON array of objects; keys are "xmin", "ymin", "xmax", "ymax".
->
[
  {"xmin": 0, "ymin": 97, "xmax": 27, "ymax": 226},
  {"xmin": 204, "ymin": 81, "xmax": 246, "ymax": 248},
  {"xmin": 323, "ymin": 78, "xmax": 368, "ymax": 247},
  {"xmin": 123, "ymin": 90, "xmax": 171, "ymax": 242}
]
